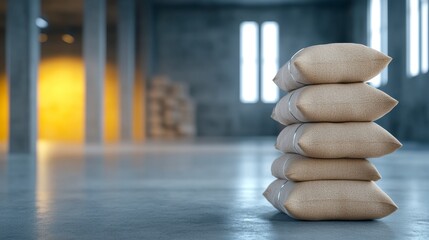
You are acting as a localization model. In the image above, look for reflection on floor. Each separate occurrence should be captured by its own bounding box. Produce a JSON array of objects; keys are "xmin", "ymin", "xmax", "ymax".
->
[{"xmin": 0, "ymin": 139, "xmax": 428, "ymax": 239}]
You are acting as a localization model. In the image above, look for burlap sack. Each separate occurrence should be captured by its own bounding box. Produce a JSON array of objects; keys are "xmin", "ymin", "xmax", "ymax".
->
[
  {"xmin": 273, "ymin": 43, "xmax": 392, "ymax": 91},
  {"xmin": 263, "ymin": 179, "xmax": 397, "ymax": 220},
  {"xmin": 148, "ymin": 102, "xmax": 162, "ymax": 113},
  {"xmin": 275, "ymin": 122, "xmax": 402, "ymax": 158},
  {"xmin": 271, "ymin": 83, "xmax": 398, "ymax": 125},
  {"xmin": 271, "ymin": 154, "xmax": 381, "ymax": 181},
  {"xmin": 152, "ymin": 75, "xmax": 171, "ymax": 88},
  {"xmin": 148, "ymin": 89, "xmax": 167, "ymax": 100}
]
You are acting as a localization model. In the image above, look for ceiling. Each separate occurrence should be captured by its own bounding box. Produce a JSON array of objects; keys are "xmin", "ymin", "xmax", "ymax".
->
[
  {"xmin": 0, "ymin": 0, "xmax": 117, "ymax": 29},
  {"xmin": 40, "ymin": 0, "xmax": 117, "ymax": 28},
  {"xmin": 0, "ymin": 0, "xmax": 353, "ymax": 29},
  {"xmin": 153, "ymin": 0, "xmax": 353, "ymax": 4}
]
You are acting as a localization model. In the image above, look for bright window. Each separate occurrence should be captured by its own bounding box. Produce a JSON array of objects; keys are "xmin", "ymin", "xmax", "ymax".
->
[
  {"xmin": 240, "ymin": 21, "xmax": 279, "ymax": 103},
  {"xmin": 421, "ymin": 0, "xmax": 428, "ymax": 73},
  {"xmin": 368, "ymin": 0, "xmax": 388, "ymax": 87},
  {"xmin": 240, "ymin": 22, "xmax": 259, "ymax": 103},
  {"xmin": 407, "ymin": 0, "xmax": 428, "ymax": 77},
  {"xmin": 261, "ymin": 22, "xmax": 279, "ymax": 103}
]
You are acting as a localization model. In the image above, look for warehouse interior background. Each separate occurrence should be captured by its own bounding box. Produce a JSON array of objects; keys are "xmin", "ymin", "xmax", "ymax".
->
[
  {"xmin": 1, "ymin": 0, "xmax": 429, "ymax": 143},
  {"xmin": 1, "ymin": 0, "xmax": 429, "ymax": 239}
]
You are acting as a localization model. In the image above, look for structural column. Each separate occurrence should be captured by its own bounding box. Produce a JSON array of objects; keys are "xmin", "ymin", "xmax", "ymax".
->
[
  {"xmin": 140, "ymin": 0, "xmax": 155, "ymax": 79},
  {"xmin": 84, "ymin": 0, "xmax": 106, "ymax": 143},
  {"xmin": 118, "ymin": 0, "xmax": 136, "ymax": 141},
  {"xmin": 6, "ymin": 0, "xmax": 40, "ymax": 154},
  {"xmin": 139, "ymin": 0, "xmax": 155, "ymax": 139}
]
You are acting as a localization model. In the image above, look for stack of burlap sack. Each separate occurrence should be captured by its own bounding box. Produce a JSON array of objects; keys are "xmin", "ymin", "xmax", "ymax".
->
[
  {"xmin": 263, "ymin": 43, "xmax": 402, "ymax": 220},
  {"xmin": 148, "ymin": 76, "xmax": 196, "ymax": 139}
]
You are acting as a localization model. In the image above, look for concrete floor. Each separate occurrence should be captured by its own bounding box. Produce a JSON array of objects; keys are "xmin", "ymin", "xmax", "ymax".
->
[{"xmin": 0, "ymin": 139, "xmax": 428, "ymax": 240}]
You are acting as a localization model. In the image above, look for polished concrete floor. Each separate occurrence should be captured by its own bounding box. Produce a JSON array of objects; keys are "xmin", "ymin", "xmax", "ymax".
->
[{"xmin": 0, "ymin": 139, "xmax": 428, "ymax": 240}]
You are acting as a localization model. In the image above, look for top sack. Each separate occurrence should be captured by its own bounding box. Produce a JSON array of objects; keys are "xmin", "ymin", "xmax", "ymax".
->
[{"xmin": 273, "ymin": 43, "xmax": 392, "ymax": 91}]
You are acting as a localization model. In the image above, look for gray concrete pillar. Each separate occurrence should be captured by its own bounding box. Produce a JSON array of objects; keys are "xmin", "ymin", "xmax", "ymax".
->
[
  {"xmin": 140, "ymin": 0, "xmax": 155, "ymax": 78},
  {"xmin": 139, "ymin": 0, "xmax": 155, "ymax": 139},
  {"xmin": 84, "ymin": 0, "xmax": 106, "ymax": 143},
  {"xmin": 6, "ymin": 0, "xmax": 40, "ymax": 155},
  {"xmin": 118, "ymin": 0, "xmax": 136, "ymax": 141}
]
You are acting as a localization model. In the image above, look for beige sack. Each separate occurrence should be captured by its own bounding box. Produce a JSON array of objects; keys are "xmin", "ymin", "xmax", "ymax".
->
[
  {"xmin": 275, "ymin": 122, "xmax": 402, "ymax": 158},
  {"xmin": 271, "ymin": 83, "xmax": 398, "ymax": 125},
  {"xmin": 273, "ymin": 43, "xmax": 392, "ymax": 91},
  {"xmin": 271, "ymin": 154, "xmax": 381, "ymax": 181},
  {"xmin": 263, "ymin": 179, "xmax": 397, "ymax": 220}
]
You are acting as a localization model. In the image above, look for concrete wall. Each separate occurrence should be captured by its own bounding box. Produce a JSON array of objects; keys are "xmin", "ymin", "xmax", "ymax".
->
[
  {"xmin": 153, "ymin": 2, "xmax": 352, "ymax": 136},
  {"xmin": 387, "ymin": 0, "xmax": 429, "ymax": 142},
  {"xmin": 348, "ymin": 0, "xmax": 429, "ymax": 142},
  {"xmin": 2, "ymin": 0, "xmax": 425, "ymax": 141},
  {"xmin": 382, "ymin": 0, "xmax": 406, "ymax": 140}
]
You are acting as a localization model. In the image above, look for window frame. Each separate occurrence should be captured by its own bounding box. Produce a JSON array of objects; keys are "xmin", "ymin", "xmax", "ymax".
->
[
  {"xmin": 367, "ymin": 0, "xmax": 389, "ymax": 87},
  {"xmin": 239, "ymin": 21, "xmax": 259, "ymax": 103},
  {"xmin": 239, "ymin": 21, "xmax": 279, "ymax": 104},
  {"xmin": 407, "ymin": 0, "xmax": 429, "ymax": 77}
]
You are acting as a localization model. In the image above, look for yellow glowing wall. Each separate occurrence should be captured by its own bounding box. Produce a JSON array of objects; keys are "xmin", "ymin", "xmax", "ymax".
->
[
  {"xmin": 0, "ymin": 74, "xmax": 8, "ymax": 143},
  {"xmin": 39, "ymin": 57, "xmax": 122, "ymax": 143},
  {"xmin": 0, "ymin": 58, "xmax": 144, "ymax": 143},
  {"xmin": 38, "ymin": 57, "xmax": 85, "ymax": 142},
  {"xmin": 104, "ymin": 65, "xmax": 120, "ymax": 142}
]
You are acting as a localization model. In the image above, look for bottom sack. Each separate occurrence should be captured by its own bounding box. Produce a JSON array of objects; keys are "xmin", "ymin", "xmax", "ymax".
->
[{"xmin": 263, "ymin": 179, "xmax": 397, "ymax": 220}]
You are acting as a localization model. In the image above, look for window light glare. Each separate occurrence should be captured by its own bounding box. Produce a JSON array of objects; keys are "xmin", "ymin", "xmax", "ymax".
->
[
  {"xmin": 36, "ymin": 17, "xmax": 48, "ymax": 28},
  {"xmin": 368, "ymin": 75, "xmax": 382, "ymax": 88},
  {"xmin": 409, "ymin": 0, "xmax": 420, "ymax": 77},
  {"xmin": 421, "ymin": 0, "xmax": 429, "ymax": 73},
  {"xmin": 368, "ymin": 0, "xmax": 387, "ymax": 88},
  {"xmin": 240, "ymin": 22, "xmax": 259, "ymax": 103},
  {"xmin": 370, "ymin": 0, "xmax": 381, "ymax": 51},
  {"xmin": 261, "ymin": 22, "xmax": 279, "ymax": 103}
]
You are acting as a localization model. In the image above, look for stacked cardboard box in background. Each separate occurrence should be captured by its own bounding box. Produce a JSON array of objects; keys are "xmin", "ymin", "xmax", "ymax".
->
[
  {"xmin": 264, "ymin": 43, "xmax": 402, "ymax": 220},
  {"xmin": 148, "ymin": 76, "xmax": 196, "ymax": 139}
]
